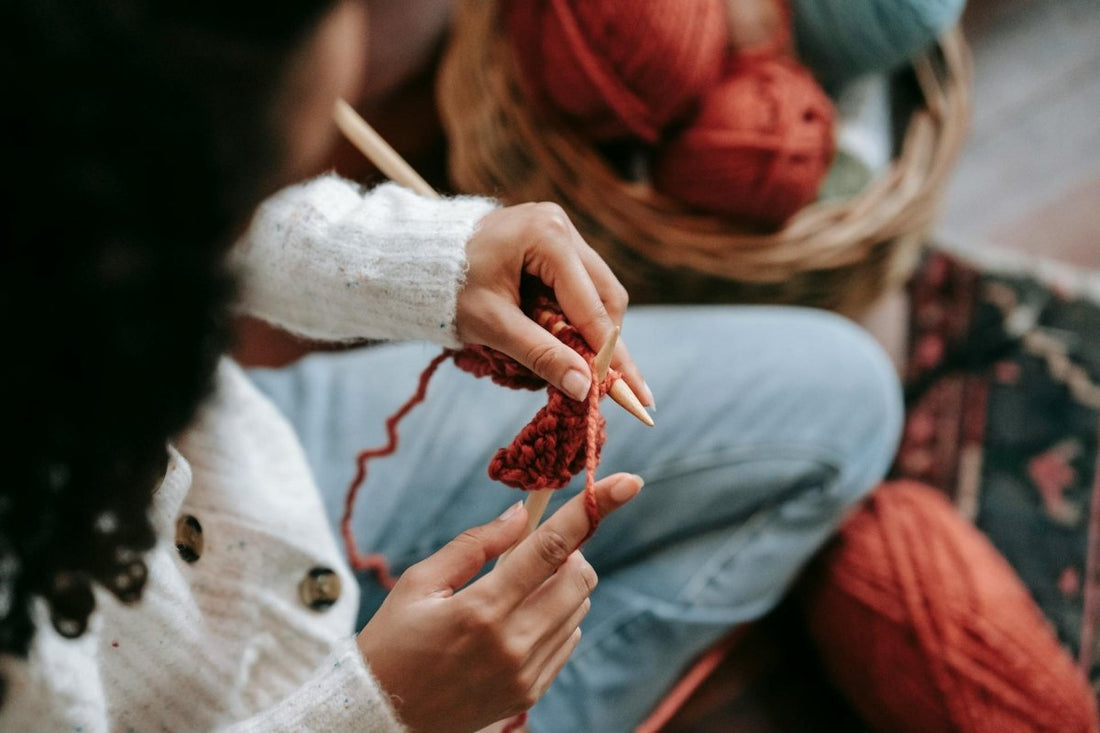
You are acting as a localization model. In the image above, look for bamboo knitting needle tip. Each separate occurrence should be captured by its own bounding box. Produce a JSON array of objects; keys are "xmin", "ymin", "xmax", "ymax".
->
[
  {"xmin": 536, "ymin": 311, "xmax": 653, "ymax": 426},
  {"xmin": 592, "ymin": 327, "xmax": 653, "ymax": 426},
  {"xmin": 610, "ymin": 379, "xmax": 656, "ymax": 427},
  {"xmin": 593, "ymin": 327, "xmax": 619, "ymax": 382}
]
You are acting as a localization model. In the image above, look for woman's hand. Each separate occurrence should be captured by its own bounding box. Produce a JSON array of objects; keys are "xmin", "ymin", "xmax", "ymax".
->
[
  {"xmin": 356, "ymin": 472, "xmax": 644, "ymax": 732},
  {"xmin": 456, "ymin": 203, "xmax": 652, "ymax": 405}
]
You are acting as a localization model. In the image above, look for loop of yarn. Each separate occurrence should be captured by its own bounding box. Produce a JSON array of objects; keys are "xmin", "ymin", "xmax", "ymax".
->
[
  {"xmin": 341, "ymin": 296, "xmax": 613, "ymax": 586},
  {"xmin": 799, "ymin": 481, "xmax": 1099, "ymax": 732}
]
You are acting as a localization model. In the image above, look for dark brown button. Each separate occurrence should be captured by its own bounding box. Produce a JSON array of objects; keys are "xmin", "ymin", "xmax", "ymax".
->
[
  {"xmin": 299, "ymin": 567, "xmax": 342, "ymax": 611},
  {"xmin": 175, "ymin": 514, "xmax": 203, "ymax": 563},
  {"xmin": 51, "ymin": 611, "xmax": 88, "ymax": 639}
]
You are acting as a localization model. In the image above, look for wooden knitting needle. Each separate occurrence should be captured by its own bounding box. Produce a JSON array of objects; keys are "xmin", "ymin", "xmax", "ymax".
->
[
  {"xmin": 593, "ymin": 326, "xmax": 619, "ymax": 389},
  {"xmin": 332, "ymin": 99, "xmax": 653, "ymax": 426},
  {"xmin": 499, "ymin": 326, "xmax": 620, "ymax": 562},
  {"xmin": 333, "ymin": 99, "xmax": 439, "ymax": 199}
]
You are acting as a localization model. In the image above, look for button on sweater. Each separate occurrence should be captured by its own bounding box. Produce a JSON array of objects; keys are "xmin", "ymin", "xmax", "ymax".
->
[{"xmin": 0, "ymin": 176, "xmax": 498, "ymax": 731}]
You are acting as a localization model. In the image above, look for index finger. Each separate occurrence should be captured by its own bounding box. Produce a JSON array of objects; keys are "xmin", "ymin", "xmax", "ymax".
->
[{"xmin": 485, "ymin": 473, "xmax": 643, "ymax": 605}]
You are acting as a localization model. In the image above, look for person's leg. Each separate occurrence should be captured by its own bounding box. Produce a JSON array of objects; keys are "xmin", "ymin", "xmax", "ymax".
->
[
  {"xmin": 248, "ymin": 305, "xmax": 903, "ymax": 730},
  {"xmin": 531, "ymin": 310, "xmax": 903, "ymax": 730}
]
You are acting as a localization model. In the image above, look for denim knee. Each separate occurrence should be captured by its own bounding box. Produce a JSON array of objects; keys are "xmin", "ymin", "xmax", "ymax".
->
[{"xmin": 783, "ymin": 309, "xmax": 904, "ymax": 508}]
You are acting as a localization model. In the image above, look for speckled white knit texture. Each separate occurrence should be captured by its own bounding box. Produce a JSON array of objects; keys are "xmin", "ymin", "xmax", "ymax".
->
[
  {"xmin": 0, "ymin": 362, "xmax": 405, "ymax": 731},
  {"xmin": 234, "ymin": 175, "xmax": 498, "ymax": 347}
]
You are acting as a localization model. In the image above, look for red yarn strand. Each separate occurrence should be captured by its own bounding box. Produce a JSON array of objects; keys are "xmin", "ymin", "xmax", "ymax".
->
[
  {"xmin": 340, "ymin": 350, "xmax": 452, "ymax": 588},
  {"xmin": 341, "ymin": 298, "xmax": 612, "ymax": 586}
]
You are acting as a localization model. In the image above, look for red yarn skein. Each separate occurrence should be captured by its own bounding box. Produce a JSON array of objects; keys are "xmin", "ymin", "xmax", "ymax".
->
[
  {"xmin": 508, "ymin": 0, "xmax": 728, "ymax": 143},
  {"xmin": 653, "ymin": 56, "xmax": 835, "ymax": 225},
  {"xmin": 800, "ymin": 481, "xmax": 1098, "ymax": 732}
]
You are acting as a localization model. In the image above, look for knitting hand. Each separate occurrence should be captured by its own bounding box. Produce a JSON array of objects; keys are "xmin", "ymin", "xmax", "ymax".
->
[
  {"xmin": 356, "ymin": 472, "xmax": 643, "ymax": 732},
  {"xmin": 458, "ymin": 203, "xmax": 652, "ymax": 405}
]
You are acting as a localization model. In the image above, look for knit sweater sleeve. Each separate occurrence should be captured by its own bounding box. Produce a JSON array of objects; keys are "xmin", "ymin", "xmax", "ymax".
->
[
  {"xmin": 222, "ymin": 636, "xmax": 405, "ymax": 732},
  {"xmin": 232, "ymin": 175, "xmax": 499, "ymax": 347}
]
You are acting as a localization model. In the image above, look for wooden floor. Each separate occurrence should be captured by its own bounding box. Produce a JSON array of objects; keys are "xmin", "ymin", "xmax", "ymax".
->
[{"xmin": 939, "ymin": 0, "xmax": 1100, "ymax": 273}]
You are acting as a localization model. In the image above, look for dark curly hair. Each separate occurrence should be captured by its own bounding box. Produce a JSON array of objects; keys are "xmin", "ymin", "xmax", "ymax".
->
[{"xmin": 0, "ymin": 0, "xmax": 335, "ymax": 701}]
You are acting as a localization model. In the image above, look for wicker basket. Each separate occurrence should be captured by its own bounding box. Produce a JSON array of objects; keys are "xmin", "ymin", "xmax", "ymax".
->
[{"xmin": 437, "ymin": 0, "xmax": 973, "ymax": 316}]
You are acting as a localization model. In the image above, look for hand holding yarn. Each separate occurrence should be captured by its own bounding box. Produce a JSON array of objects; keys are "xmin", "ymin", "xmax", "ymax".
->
[
  {"xmin": 331, "ymin": 108, "xmax": 653, "ymax": 588},
  {"xmin": 341, "ymin": 292, "xmax": 636, "ymax": 585},
  {"xmin": 457, "ymin": 202, "xmax": 650, "ymax": 406},
  {"xmin": 356, "ymin": 472, "xmax": 643, "ymax": 732}
]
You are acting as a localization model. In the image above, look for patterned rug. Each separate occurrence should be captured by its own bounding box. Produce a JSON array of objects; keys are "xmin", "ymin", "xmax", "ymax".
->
[
  {"xmin": 656, "ymin": 248, "xmax": 1100, "ymax": 730},
  {"xmin": 894, "ymin": 249, "xmax": 1100, "ymax": 686}
]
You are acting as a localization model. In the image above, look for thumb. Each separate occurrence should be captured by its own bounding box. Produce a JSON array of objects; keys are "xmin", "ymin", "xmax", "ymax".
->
[
  {"xmin": 491, "ymin": 305, "xmax": 593, "ymax": 402},
  {"xmin": 412, "ymin": 501, "xmax": 528, "ymax": 594}
]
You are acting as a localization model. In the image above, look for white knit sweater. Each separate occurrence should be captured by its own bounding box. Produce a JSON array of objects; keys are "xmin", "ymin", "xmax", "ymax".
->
[{"xmin": 0, "ymin": 176, "xmax": 498, "ymax": 731}]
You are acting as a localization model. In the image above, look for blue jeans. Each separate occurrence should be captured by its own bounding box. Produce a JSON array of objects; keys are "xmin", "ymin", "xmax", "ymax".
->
[{"xmin": 248, "ymin": 306, "xmax": 903, "ymax": 731}]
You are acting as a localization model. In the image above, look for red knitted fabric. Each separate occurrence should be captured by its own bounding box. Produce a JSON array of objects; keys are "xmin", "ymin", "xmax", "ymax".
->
[
  {"xmin": 800, "ymin": 481, "xmax": 1099, "ymax": 732},
  {"xmin": 653, "ymin": 56, "xmax": 835, "ymax": 225},
  {"xmin": 508, "ymin": 0, "xmax": 728, "ymax": 143},
  {"xmin": 341, "ymin": 296, "xmax": 614, "ymax": 585}
]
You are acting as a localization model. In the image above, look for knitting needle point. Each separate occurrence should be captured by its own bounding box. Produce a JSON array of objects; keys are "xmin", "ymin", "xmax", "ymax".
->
[
  {"xmin": 593, "ymin": 326, "xmax": 654, "ymax": 426},
  {"xmin": 593, "ymin": 327, "xmax": 619, "ymax": 382},
  {"xmin": 610, "ymin": 380, "xmax": 655, "ymax": 427},
  {"xmin": 592, "ymin": 328, "xmax": 653, "ymax": 426},
  {"xmin": 535, "ymin": 311, "xmax": 652, "ymax": 425}
]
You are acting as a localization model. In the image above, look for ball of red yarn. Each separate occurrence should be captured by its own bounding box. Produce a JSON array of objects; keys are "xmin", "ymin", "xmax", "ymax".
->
[
  {"xmin": 508, "ymin": 0, "xmax": 728, "ymax": 143},
  {"xmin": 799, "ymin": 481, "xmax": 1098, "ymax": 732},
  {"xmin": 652, "ymin": 56, "xmax": 835, "ymax": 225}
]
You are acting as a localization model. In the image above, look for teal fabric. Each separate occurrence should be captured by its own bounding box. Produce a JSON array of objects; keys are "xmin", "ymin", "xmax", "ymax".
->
[{"xmin": 791, "ymin": 0, "xmax": 966, "ymax": 87}]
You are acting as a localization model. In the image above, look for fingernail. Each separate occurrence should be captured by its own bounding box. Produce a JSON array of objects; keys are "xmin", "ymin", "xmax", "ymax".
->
[
  {"xmin": 498, "ymin": 501, "xmax": 523, "ymax": 521},
  {"xmin": 642, "ymin": 381, "xmax": 656, "ymax": 409},
  {"xmin": 610, "ymin": 474, "xmax": 644, "ymax": 503},
  {"xmin": 563, "ymin": 369, "xmax": 591, "ymax": 402}
]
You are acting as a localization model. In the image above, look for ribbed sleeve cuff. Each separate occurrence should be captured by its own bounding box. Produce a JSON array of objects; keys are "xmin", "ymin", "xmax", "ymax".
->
[
  {"xmin": 234, "ymin": 175, "xmax": 499, "ymax": 347},
  {"xmin": 223, "ymin": 636, "xmax": 405, "ymax": 732}
]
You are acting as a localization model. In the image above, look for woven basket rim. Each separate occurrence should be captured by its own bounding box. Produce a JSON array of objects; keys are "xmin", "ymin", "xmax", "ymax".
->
[{"xmin": 437, "ymin": 0, "xmax": 972, "ymax": 288}]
